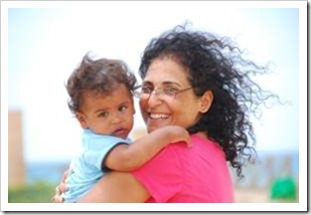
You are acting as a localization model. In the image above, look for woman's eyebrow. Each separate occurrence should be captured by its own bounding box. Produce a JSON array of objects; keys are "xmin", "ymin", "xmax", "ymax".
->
[
  {"xmin": 141, "ymin": 81, "xmax": 152, "ymax": 85},
  {"xmin": 162, "ymin": 81, "xmax": 182, "ymax": 87},
  {"xmin": 142, "ymin": 80, "xmax": 182, "ymax": 87}
]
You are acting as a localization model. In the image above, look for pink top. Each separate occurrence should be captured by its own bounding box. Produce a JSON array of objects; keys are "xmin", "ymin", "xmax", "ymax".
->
[{"xmin": 132, "ymin": 134, "xmax": 234, "ymax": 203}]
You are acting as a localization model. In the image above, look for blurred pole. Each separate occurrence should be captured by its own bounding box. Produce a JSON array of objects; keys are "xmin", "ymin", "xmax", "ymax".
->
[{"xmin": 8, "ymin": 110, "xmax": 26, "ymax": 187}]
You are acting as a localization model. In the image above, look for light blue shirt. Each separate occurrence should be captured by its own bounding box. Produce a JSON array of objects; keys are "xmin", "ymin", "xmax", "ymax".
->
[{"xmin": 62, "ymin": 129, "xmax": 131, "ymax": 203}]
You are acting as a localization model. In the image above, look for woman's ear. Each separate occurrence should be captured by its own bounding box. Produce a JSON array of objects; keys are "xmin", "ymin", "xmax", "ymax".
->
[
  {"xmin": 199, "ymin": 90, "xmax": 214, "ymax": 113},
  {"xmin": 76, "ymin": 112, "xmax": 88, "ymax": 129}
]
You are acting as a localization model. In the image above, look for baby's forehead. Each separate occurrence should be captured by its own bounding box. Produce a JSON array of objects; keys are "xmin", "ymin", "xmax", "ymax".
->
[
  {"xmin": 80, "ymin": 85, "xmax": 133, "ymax": 108},
  {"xmin": 84, "ymin": 83, "xmax": 132, "ymax": 97}
]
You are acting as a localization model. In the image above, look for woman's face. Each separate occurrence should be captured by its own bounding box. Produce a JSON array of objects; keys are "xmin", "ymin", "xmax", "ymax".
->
[{"xmin": 139, "ymin": 57, "xmax": 207, "ymax": 133}]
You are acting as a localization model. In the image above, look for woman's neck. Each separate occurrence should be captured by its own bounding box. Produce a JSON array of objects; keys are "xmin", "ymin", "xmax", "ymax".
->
[{"xmin": 193, "ymin": 131, "xmax": 208, "ymax": 139}]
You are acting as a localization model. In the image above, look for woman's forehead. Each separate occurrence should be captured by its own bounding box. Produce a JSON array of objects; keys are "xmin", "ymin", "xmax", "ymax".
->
[{"xmin": 143, "ymin": 58, "xmax": 189, "ymax": 85}]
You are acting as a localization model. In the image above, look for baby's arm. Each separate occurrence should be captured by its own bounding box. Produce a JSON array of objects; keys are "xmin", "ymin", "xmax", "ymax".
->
[{"xmin": 104, "ymin": 125, "xmax": 191, "ymax": 172}]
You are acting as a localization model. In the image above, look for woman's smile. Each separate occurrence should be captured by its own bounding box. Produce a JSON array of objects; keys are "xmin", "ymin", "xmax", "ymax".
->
[
  {"xmin": 145, "ymin": 112, "xmax": 173, "ymax": 132},
  {"xmin": 149, "ymin": 113, "xmax": 170, "ymax": 120}
]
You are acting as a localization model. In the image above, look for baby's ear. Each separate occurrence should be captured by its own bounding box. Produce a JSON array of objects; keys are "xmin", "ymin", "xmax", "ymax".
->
[
  {"xmin": 76, "ymin": 112, "xmax": 88, "ymax": 129},
  {"xmin": 199, "ymin": 90, "xmax": 214, "ymax": 113}
]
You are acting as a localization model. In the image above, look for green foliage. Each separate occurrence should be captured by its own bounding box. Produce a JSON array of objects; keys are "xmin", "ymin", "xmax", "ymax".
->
[
  {"xmin": 270, "ymin": 177, "xmax": 298, "ymax": 202},
  {"xmin": 8, "ymin": 181, "xmax": 57, "ymax": 203}
]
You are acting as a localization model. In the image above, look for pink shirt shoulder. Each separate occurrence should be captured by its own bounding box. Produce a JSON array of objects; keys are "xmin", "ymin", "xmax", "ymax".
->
[{"xmin": 132, "ymin": 134, "xmax": 234, "ymax": 203}]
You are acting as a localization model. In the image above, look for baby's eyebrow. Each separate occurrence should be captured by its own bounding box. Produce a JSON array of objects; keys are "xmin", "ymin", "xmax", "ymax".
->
[
  {"xmin": 119, "ymin": 101, "xmax": 130, "ymax": 106},
  {"xmin": 95, "ymin": 108, "xmax": 109, "ymax": 114}
]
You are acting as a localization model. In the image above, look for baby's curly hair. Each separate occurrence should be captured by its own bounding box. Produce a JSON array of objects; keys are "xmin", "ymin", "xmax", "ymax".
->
[
  {"xmin": 66, "ymin": 54, "xmax": 137, "ymax": 114},
  {"xmin": 139, "ymin": 24, "xmax": 278, "ymax": 178}
]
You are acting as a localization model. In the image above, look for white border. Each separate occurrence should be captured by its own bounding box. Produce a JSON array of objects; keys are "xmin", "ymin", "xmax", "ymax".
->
[
  {"xmin": 1, "ymin": 1, "xmax": 9, "ymax": 210},
  {"xmin": 1, "ymin": 0, "xmax": 307, "ymax": 212}
]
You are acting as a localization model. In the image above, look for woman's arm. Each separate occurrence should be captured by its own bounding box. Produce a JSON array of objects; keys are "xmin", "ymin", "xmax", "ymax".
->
[
  {"xmin": 104, "ymin": 125, "xmax": 190, "ymax": 171},
  {"xmin": 78, "ymin": 171, "xmax": 150, "ymax": 203},
  {"xmin": 52, "ymin": 140, "xmax": 186, "ymax": 203}
]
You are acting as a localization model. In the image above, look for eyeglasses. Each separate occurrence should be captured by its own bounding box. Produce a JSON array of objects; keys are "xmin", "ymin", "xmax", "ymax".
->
[{"xmin": 134, "ymin": 85, "xmax": 193, "ymax": 100}]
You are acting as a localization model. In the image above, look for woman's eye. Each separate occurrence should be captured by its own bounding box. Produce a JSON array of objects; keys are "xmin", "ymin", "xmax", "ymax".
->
[
  {"xmin": 163, "ymin": 87, "xmax": 178, "ymax": 96},
  {"xmin": 142, "ymin": 86, "xmax": 153, "ymax": 94}
]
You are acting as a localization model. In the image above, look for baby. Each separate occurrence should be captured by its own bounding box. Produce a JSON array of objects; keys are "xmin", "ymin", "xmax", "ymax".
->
[{"xmin": 62, "ymin": 54, "xmax": 190, "ymax": 202}]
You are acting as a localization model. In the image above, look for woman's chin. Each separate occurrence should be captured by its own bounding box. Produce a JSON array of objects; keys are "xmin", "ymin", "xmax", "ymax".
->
[{"xmin": 146, "ymin": 120, "xmax": 171, "ymax": 132}]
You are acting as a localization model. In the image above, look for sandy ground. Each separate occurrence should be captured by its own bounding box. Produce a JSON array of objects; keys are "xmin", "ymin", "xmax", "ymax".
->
[{"xmin": 235, "ymin": 188, "xmax": 271, "ymax": 203}]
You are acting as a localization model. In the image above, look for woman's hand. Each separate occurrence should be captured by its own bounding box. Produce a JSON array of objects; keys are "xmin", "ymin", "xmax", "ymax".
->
[{"xmin": 51, "ymin": 169, "xmax": 69, "ymax": 203}]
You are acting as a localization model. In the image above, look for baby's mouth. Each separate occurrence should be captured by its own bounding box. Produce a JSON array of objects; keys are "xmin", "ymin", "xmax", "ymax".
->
[{"xmin": 112, "ymin": 128, "xmax": 128, "ymax": 138}]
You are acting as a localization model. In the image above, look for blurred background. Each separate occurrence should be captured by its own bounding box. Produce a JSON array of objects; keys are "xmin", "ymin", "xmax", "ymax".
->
[{"xmin": 5, "ymin": 1, "xmax": 304, "ymax": 204}]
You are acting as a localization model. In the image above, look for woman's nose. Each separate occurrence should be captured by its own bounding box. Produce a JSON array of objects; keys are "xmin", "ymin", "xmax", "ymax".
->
[{"xmin": 146, "ymin": 92, "xmax": 163, "ymax": 107}]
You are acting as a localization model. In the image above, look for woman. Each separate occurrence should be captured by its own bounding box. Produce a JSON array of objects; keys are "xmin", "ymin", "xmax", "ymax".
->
[{"xmin": 54, "ymin": 24, "xmax": 276, "ymax": 203}]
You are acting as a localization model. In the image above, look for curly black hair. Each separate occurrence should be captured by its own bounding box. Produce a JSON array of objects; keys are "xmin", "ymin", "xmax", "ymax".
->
[
  {"xmin": 139, "ymin": 24, "xmax": 278, "ymax": 178},
  {"xmin": 66, "ymin": 54, "xmax": 137, "ymax": 114}
]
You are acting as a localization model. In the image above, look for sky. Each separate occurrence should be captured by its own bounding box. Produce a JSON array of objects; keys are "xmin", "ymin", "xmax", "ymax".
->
[{"xmin": 3, "ymin": 1, "xmax": 306, "ymax": 164}]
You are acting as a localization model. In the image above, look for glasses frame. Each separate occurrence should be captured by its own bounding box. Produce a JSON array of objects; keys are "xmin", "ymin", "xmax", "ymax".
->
[{"xmin": 134, "ymin": 85, "xmax": 193, "ymax": 100}]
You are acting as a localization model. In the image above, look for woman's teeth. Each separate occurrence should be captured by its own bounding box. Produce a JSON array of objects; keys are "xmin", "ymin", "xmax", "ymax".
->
[{"xmin": 149, "ymin": 113, "xmax": 169, "ymax": 119}]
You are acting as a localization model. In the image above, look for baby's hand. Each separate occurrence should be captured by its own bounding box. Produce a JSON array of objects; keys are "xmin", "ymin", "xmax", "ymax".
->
[
  {"xmin": 51, "ymin": 169, "xmax": 69, "ymax": 203},
  {"xmin": 166, "ymin": 125, "xmax": 192, "ymax": 147}
]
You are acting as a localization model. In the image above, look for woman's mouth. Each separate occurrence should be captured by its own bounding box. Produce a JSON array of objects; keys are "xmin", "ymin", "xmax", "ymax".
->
[
  {"xmin": 149, "ymin": 113, "xmax": 170, "ymax": 120},
  {"xmin": 146, "ymin": 113, "xmax": 172, "ymax": 131}
]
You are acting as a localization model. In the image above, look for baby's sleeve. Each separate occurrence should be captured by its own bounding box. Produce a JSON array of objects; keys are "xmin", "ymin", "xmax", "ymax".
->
[{"xmin": 83, "ymin": 135, "xmax": 130, "ymax": 171}]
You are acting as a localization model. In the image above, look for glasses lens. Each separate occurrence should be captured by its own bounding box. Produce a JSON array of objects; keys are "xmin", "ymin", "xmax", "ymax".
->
[
  {"xmin": 136, "ymin": 86, "xmax": 192, "ymax": 100},
  {"xmin": 163, "ymin": 88, "xmax": 178, "ymax": 97}
]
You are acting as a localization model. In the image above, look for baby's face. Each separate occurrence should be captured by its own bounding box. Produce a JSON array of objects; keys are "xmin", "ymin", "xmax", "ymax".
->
[{"xmin": 77, "ymin": 84, "xmax": 135, "ymax": 139}]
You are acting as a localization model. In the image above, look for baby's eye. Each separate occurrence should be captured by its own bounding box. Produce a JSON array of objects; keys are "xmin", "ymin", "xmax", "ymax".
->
[
  {"xmin": 119, "ymin": 106, "xmax": 127, "ymax": 112},
  {"xmin": 99, "ymin": 112, "xmax": 109, "ymax": 118}
]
